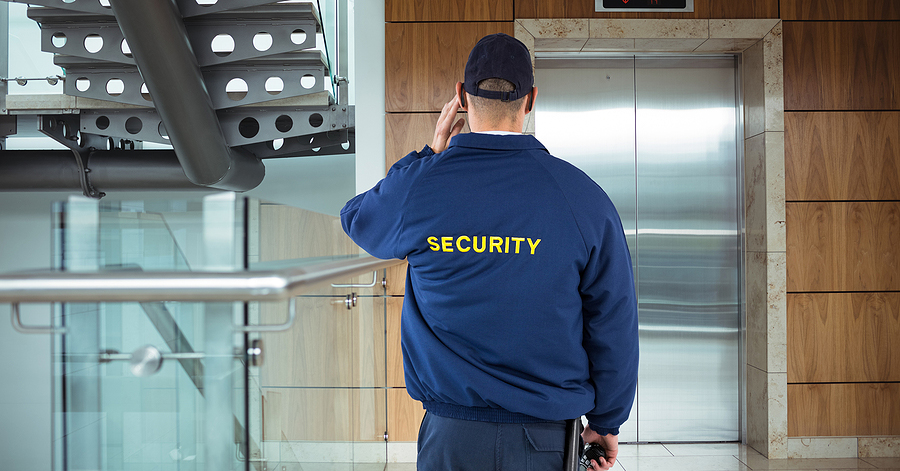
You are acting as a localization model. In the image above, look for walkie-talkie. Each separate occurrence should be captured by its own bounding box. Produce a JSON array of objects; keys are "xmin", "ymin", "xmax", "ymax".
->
[
  {"xmin": 580, "ymin": 443, "xmax": 607, "ymax": 469},
  {"xmin": 563, "ymin": 419, "xmax": 608, "ymax": 470}
]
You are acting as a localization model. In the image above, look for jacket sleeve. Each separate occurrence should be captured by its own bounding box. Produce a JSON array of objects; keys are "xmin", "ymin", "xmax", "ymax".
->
[
  {"xmin": 340, "ymin": 146, "xmax": 435, "ymax": 260},
  {"xmin": 580, "ymin": 211, "xmax": 640, "ymax": 436}
]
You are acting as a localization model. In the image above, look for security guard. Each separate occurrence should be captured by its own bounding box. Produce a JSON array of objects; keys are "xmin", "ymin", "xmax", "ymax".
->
[{"xmin": 341, "ymin": 33, "xmax": 639, "ymax": 471}]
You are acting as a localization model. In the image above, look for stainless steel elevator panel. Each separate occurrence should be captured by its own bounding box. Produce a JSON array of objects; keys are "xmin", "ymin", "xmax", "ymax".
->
[
  {"xmin": 535, "ymin": 56, "xmax": 741, "ymax": 442},
  {"xmin": 533, "ymin": 59, "xmax": 637, "ymax": 267}
]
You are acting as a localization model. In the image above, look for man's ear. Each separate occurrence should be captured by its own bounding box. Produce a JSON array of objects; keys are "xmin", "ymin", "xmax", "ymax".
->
[
  {"xmin": 456, "ymin": 82, "xmax": 467, "ymax": 109},
  {"xmin": 525, "ymin": 87, "xmax": 538, "ymax": 113}
]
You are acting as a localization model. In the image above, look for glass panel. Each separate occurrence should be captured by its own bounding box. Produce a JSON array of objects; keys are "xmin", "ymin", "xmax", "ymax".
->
[
  {"xmin": 53, "ymin": 194, "xmax": 249, "ymax": 471},
  {"xmin": 316, "ymin": 0, "xmax": 338, "ymax": 98},
  {"xmin": 51, "ymin": 195, "xmax": 392, "ymax": 469},
  {"xmin": 254, "ymin": 202, "xmax": 389, "ymax": 468},
  {"xmin": 258, "ymin": 296, "xmax": 387, "ymax": 468}
]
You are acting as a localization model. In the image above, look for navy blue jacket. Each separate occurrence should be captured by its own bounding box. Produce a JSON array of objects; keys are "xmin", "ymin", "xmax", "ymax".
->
[{"xmin": 341, "ymin": 133, "xmax": 638, "ymax": 435}]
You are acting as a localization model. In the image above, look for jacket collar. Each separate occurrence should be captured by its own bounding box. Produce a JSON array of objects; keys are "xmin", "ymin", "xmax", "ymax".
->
[{"xmin": 447, "ymin": 132, "xmax": 547, "ymax": 151}]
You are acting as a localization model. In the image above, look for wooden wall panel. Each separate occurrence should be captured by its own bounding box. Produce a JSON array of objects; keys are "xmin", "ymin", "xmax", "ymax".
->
[
  {"xmin": 257, "ymin": 204, "xmax": 375, "ymax": 295},
  {"xmin": 258, "ymin": 204, "xmax": 355, "ymax": 261},
  {"xmin": 782, "ymin": 0, "xmax": 900, "ymax": 21},
  {"xmin": 784, "ymin": 22, "xmax": 900, "ymax": 111},
  {"xmin": 263, "ymin": 388, "xmax": 386, "ymax": 441},
  {"xmin": 707, "ymin": 0, "xmax": 779, "ymax": 19},
  {"xmin": 386, "ymin": 113, "xmax": 440, "ymax": 167},
  {"xmin": 386, "ymin": 22, "xmax": 513, "ymax": 112},
  {"xmin": 386, "ymin": 0, "xmax": 513, "ymax": 22},
  {"xmin": 514, "ymin": 0, "xmax": 777, "ymax": 19},
  {"xmin": 785, "ymin": 112, "xmax": 900, "ymax": 201},
  {"xmin": 386, "ymin": 263, "xmax": 408, "ymax": 296},
  {"xmin": 383, "ymin": 114, "xmax": 452, "ymax": 296},
  {"xmin": 514, "ymin": 0, "xmax": 595, "ymax": 19},
  {"xmin": 787, "ymin": 293, "xmax": 900, "ymax": 383},
  {"xmin": 786, "ymin": 202, "xmax": 900, "ymax": 292},
  {"xmin": 387, "ymin": 388, "xmax": 425, "ymax": 441},
  {"xmin": 788, "ymin": 383, "xmax": 900, "ymax": 436},
  {"xmin": 387, "ymin": 297, "xmax": 404, "ymax": 387}
]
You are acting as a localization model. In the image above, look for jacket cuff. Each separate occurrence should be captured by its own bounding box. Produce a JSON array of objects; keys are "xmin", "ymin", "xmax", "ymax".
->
[{"xmin": 587, "ymin": 421, "xmax": 619, "ymax": 436}]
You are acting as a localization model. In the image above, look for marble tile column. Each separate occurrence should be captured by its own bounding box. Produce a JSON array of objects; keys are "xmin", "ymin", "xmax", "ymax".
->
[{"xmin": 742, "ymin": 23, "xmax": 787, "ymax": 459}]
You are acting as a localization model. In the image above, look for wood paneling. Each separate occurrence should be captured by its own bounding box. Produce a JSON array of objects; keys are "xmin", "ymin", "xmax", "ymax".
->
[
  {"xmin": 387, "ymin": 297, "xmax": 405, "ymax": 387},
  {"xmin": 785, "ymin": 112, "xmax": 900, "ymax": 201},
  {"xmin": 707, "ymin": 0, "xmax": 778, "ymax": 19},
  {"xmin": 514, "ymin": 0, "xmax": 593, "ymax": 19},
  {"xmin": 258, "ymin": 204, "xmax": 377, "ymax": 295},
  {"xmin": 784, "ymin": 22, "xmax": 900, "ymax": 111},
  {"xmin": 259, "ymin": 204, "xmax": 355, "ymax": 260},
  {"xmin": 786, "ymin": 202, "xmax": 900, "ymax": 292},
  {"xmin": 514, "ymin": 0, "xmax": 777, "ymax": 19},
  {"xmin": 386, "ymin": 22, "xmax": 513, "ymax": 112},
  {"xmin": 263, "ymin": 388, "xmax": 386, "ymax": 441},
  {"xmin": 386, "ymin": 112, "xmax": 439, "ymax": 168},
  {"xmin": 257, "ymin": 204, "xmax": 389, "ymax": 441},
  {"xmin": 788, "ymin": 293, "xmax": 900, "ymax": 383},
  {"xmin": 260, "ymin": 296, "xmax": 384, "ymax": 388},
  {"xmin": 386, "ymin": 262, "xmax": 408, "ymax": 296},
  {"xmin": 386, "ymin": 0, "xmax": 513, "ymax": 22},
  {"xmin": 782, "ymin": 0, "xmax": 900, "ymax": 21},
  {"xmin": 788, "ymin": 383, "xmax": 900, "ymax": 436},
  {"xmin": 387, "ymin": 388, "xmax": 425, "ymax": 441},
  {"xmin": 383, "ymin": 113, "xmax": 449, "ymax": 299}
]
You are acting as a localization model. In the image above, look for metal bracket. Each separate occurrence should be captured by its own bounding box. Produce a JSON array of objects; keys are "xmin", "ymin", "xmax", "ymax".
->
[
  {"xmin": 39, "ymin": 114, "xmax": 107, "ymax": 198},
  {"xmin": 10, "ymin": 303, "xmax": 67, "ymax": 335},
  {"xmin": 331, "ymin": 293, "xmax": 357, "ymax": 310},
  {"xmin": 245, "ymin": 339, "xmax": 263, "ymax": 367},
  {"xmin": 234, "ymin": 298, "xmax": 296, "ymax": 333},
  {"xmin": 332, "ymin": 271, "xmax": 377, "ymax": 288},
  {"xmin": 0, "ymin": 116, "xmax": 17, "ymax": 138},
  {"xmin": 93, "ymin": 342, "xmax": 263, "ymax": 377}
]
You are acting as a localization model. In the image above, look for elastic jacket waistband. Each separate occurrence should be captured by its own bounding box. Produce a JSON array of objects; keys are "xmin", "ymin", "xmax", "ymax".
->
[{"xmin": 423, "ymin": 401, "xmax": 559, "ymax": 423}]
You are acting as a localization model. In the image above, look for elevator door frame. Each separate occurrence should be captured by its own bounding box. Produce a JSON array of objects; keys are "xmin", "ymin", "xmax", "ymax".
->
[{"xmin": 534, "ymin": 53, "xmax": 746, "ymax": 443}]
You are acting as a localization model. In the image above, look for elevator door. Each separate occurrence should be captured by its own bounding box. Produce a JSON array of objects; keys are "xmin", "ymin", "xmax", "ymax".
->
[{"xmin": 535, "ymin": 56, "xmax": 741, "ymax": 442}]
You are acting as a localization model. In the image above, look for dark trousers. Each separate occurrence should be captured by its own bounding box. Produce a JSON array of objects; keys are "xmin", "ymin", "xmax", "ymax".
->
[{"xmin": 416, "ymin": 413, "xmax": 566, "ymax": 471}]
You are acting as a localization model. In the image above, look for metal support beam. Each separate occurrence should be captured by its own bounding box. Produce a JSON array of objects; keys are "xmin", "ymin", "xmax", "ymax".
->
[
  {"xmin": 108, "ymin": 0, "xmax": 264, "ymax": 191},
  {"xmin": 0, "ymin": 150, "xmax": 208, "ymax": 191}
]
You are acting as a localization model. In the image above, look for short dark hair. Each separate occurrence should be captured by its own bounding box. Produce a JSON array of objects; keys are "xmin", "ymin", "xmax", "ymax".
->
[{"xmin": 468, "ymin": 78, "xmax": 527, "ymax": 124}]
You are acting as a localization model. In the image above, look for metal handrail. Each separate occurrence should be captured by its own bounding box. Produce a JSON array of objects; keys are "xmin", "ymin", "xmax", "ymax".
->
[{"xmin": 0, "ymin": 256, "xmax": 401, "ymax": 304}]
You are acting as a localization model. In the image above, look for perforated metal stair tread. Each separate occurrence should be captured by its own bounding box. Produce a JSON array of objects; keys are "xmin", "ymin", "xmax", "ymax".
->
[{"xmin": 5, "ymin": 91, "xmax": 334, "ymax": 113}]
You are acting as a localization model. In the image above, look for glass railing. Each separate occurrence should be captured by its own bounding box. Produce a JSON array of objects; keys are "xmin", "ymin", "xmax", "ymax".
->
[{"xmin": 0, "ymin": 193, "xmax": 402, "ymax": 471}]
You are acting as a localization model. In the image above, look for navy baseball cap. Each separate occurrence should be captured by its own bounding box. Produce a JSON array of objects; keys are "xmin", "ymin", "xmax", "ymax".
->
[{"xmin": 463, "ymin": 33, "xmax": 533, "ymax": 102}]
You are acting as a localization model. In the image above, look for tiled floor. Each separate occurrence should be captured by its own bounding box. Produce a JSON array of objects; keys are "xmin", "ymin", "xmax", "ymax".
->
[{"xmin": 377, "ymin": 443, "xmax": 900, "ymax": 471}]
